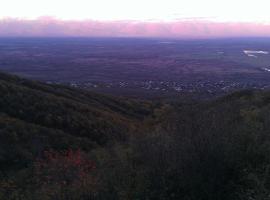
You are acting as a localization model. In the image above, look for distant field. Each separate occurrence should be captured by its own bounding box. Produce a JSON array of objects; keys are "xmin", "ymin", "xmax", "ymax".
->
[{"xmin": 1, "ymin": 37, "xmax": 270, "ymax": 98}]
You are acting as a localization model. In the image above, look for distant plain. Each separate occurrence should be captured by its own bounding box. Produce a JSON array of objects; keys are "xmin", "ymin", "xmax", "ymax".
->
[{"xmin": 1, "ymin": 37, "xmax": 270, "ymax": 98}]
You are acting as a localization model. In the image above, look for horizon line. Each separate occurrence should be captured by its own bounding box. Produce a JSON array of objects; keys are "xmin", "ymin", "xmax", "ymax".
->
[{"xmin": 1, "ymin": 18, "xmax": 270, "ymax": 38}]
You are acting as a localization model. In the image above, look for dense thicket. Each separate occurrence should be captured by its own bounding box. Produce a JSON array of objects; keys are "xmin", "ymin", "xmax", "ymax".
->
[{"xmin": 1, "ymin": 72, "xmax": 270, "ymax": 200}]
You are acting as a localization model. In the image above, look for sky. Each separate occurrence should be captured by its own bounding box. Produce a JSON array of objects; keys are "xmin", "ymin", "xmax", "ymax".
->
[{"xmin": 0, "ymin": 0, "xmax": 270, "ymax": 38}]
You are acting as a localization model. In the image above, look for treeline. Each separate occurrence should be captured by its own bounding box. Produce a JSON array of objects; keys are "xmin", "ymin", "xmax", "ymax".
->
[{"xmin": 1, "ymin": 73, "xmax": 270, "ymax": 199}]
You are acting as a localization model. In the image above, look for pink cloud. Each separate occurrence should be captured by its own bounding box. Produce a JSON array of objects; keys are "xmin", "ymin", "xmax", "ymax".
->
[{"xmin": 0, "ymin": 18, "xmax": 270, "ymax": 38}]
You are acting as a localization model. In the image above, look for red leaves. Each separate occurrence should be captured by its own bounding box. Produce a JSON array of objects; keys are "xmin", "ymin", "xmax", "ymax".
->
[{"xmin": 34, "ymin": 149, "xmax": 96, "ymax": 186}]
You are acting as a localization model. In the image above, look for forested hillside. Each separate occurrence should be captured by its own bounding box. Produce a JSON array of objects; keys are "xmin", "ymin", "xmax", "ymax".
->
[
  {"xmin": 1, "ymin": 72, "xmax": 270, "ymax": 200},
  {"xmin": 0, "ymin": 72, "xmax": 153, "ymax": 184}
]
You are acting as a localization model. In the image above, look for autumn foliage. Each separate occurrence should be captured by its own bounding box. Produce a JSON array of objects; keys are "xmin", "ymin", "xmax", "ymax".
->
[{"xmin": 33, "ymin": 149, "xmax": 97, "ymax": 199}]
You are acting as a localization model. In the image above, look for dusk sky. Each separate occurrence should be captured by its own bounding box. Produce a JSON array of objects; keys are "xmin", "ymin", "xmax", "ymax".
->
[{"xmin": 1, "ymin": 0, "xmax": 270, "ymax": 38}]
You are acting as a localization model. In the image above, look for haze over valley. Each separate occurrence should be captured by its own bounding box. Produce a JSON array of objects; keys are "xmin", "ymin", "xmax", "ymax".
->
[
  {"xmin": 1, "ymin": 37, "xmax": 270, "ymax": 98},
  {"xmin": 2, "ymin": 0, "xmax": 270, "ymax": 199}
]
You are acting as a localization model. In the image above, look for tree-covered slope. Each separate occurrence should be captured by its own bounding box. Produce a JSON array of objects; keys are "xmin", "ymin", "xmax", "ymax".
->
[
  {"xmin": 0, "ymin": 72, "xmax": 153, "ymax": 176},
  {"xmin": 0, "ymin": 72, "xmax": 152, "ymax": 144},
  {"xmin": 2, "ymin": 72, "xmax": 270, "ymax": 200},
  {"xmin": 139, "ymin": 89, "xmax": 270, "ymax": 200}
]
